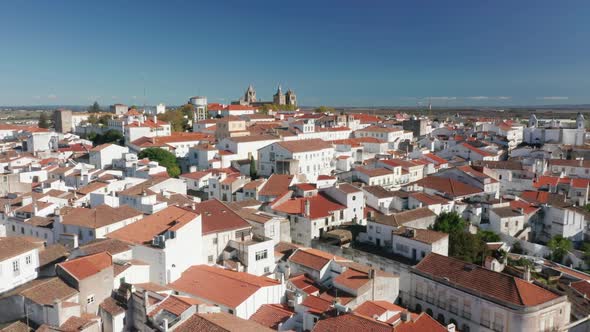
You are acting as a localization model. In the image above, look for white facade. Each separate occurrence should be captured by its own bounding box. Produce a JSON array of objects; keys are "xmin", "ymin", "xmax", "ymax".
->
[{"xmin": 0, "ymin": 246, "xmax": 39, "ymax": 293}]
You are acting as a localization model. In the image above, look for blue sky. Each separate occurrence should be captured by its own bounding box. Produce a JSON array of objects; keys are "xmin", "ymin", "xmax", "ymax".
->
[{"xmin": 1, "ymin": 0, "xmax": 589, "ymax": 107}]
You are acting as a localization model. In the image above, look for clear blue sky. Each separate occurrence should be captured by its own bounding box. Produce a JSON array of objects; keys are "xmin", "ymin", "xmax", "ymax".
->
[{"xmin": 1, "ymin": 0, "xmax": 589, "ymax": 107}]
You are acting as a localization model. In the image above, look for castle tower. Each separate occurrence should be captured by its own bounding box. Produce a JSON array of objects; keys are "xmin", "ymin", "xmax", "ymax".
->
[
  {"xmin": 285, "ymin": 89, "xmax": 297, "ymax": 107},
  {"xmin": 576, "ymin": 112, "xmax": 585, "ymax": 129},
  {"xmin": 273, "ymin": 84, "xmax": 286, "ymax": 105}
]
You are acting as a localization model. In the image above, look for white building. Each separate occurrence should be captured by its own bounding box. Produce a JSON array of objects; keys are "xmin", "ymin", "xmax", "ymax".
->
[
  {"xmin": 410, "ymin": 253, "xmax": 571, "ymax": 332},
  {"xmin": 106, "ymin": 206, "xmax": 203, "ymax": 285},
  {"xmin": 89, "ymin": 143, "xmax": 129, "ymax": 170},
  {"xmin": 257, "ymin": 139, "xmax": 335, "ymax": 182},
  {"xmin": 169, "ymin": 265, "xmax": 285, "ymax": 319},
  {"xmin": 0, "ymin": 237, "xmax": 39, "ymax": 293}
]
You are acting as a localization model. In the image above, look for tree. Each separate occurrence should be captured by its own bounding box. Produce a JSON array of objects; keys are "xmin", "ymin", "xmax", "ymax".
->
[
  {"xmin": 314, "ymin": 106, "xmax": 335, "ymax": 114},
  {"xmin": 581, "ymin": 242, "xmax": 590, "ymax": 268},
  {"xmin": 89, "ymin": 129, "xmax": 124, "ymax": 145},
  {"xmin": 98, "ymin": 114, "xmax": 112, "ymax": 126},
  {"xmin": 548, "ymin": 235, "xmax": 572, "ymax": 263},
  {"xmin": 89, "ymin": 101, "xmax": 101, "ymax": 113},
  {"xmin": 511, "ymin": 241, "xmax": 524, "ymax": 254},
  {"xmin": 249, "ymin": 156, "xmax": 257, "ymax": 179},
  {"xmin": 431, "ymin": 212, "xmax": 487, "ymax": 264},
  {"xmin": 479, "ymin": 230, "xmax": 501, "ymax": 243},
  {"xmin": 158, "ymin": 104, "xmax": 194, "ymax": 132},
  {"xmin": 431, "ymin": 212, "xmax": 466, "ymax": 234},
  {"xmin": 38, "ymin": 112, "xmax": 50, "ymax": 129},
  {"xmin": 138, "ymin": 147, "xmax": 181, "ymax": 177}
]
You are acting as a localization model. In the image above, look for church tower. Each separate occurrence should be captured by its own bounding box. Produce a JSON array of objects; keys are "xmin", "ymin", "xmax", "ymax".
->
[
  {"xmin": 244, "ymin": 85, "xmax": 257, "ymax": 105},
  {"xmin": 286, "ymin": 89, "xmax": 297, "ymax": 107},
  {"xmin": 576, "ymin": 112, "xmax": 585, "ymax": 129},
  {"xmin": 273, "ymin": 84, "xmax": 286, "ymax": 105}
]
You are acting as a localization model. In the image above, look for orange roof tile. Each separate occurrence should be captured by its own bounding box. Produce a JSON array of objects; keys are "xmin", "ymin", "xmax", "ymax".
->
[{"xmin": 58, "ymin": 252, "xmax": 112, "ymax": 281}]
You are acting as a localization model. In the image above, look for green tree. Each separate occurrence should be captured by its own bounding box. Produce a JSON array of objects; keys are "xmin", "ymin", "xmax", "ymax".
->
[
  {"xmin": 89, "ymin": 129, "xmax": 124, "ymax": 145},
  {"xmin": 158, "ymin": 104, "xmax": 194, "ymax": 132},
  {"xmin": 584, "ymin": 204, "xmax": 590, "ymax": 214},
  {"xmin": 581, "ymin": 242, "xmax": 590, "ymax": 268},
  {"xmin": 548, "ymin": 235, "xmax": 572, "ymax": 263},
  {"xmin": 511, "ymin": 241, "xmax": 524, "ymax": 254},
  {"xmin": 431, "ymin": 212, "xmax": 466, "ymax": 234},
  {"xmin": 249, "ymin": 156, "xmax": 257, "ymax": 179},
  {"xmin": 38, "ymin": 112, "xmax": 50, "ymax": 129},
  {"xmin": 138, "ymin": 147, "xmax": 181, "ymax": 177},
  {"xmin": 98, "ymin": 114, "xmax": 112, "ymax": 126},
  {"xmin": 314, "ymin": 106, "xmax": 335, "ymax": 114},
  {"xmin": 479, "ymin": 230, "xmax": 501, "ymax": 243},
  {"xmin": 89, "ymin": 101, "xmax": 101, "ymax": 113}
]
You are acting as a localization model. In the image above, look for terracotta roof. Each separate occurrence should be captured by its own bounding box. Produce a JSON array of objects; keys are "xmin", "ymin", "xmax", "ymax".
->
[
  {"xmin": 61, "ymin": 205, "xmax": 142, "ymax": 229},
  {"xmin": 107, "ymin": 206, "xmax": 199, "ymax": 245},
  {"xmin": 148, "ymin": 295, "xmax": 201, "ymax": 317},
  {"xmin": 249, "ymin": 304, "xmax": 294, "ymax": 329},
  {"xmin": 312, "ymin": 312, "xmax": 393, "ymax": 332},
  {"xmin": 99, "ymin": 297, "xmax": 126, "ymax": 316},
  {"xmin": 372, "ymin": 207, "xmax": 436, "ymax": 227},
  {"xmin": 416, "ymin": 176, "xmax": 483, "ymax": 198},
  {"xmin": 57, "ymin": 315, "xmax": 98, "ymax": 331},
  {"xmin": 393, "ymin": 313, "xmax": 447, "ymax": 332},
  {"xmin": 333, "ymin": 266, "xmax": 372, "ymax": 290},
  {"xmin": 276, "ymin": 139, "xmax": 332, "ymax": 153},
  {"xmin": 363, "ymin": 185, "xmax": 396, "ymax": 199},
  {"xmin": 355, "ymin": 166, "xmax": 392, "ymax": 177},
  {"xmin": 273, "ymin": 193, "xmax": 346, "ymax": 219},
  {"xmin": 548, "ymin": 159, "xmax": 590, "ymax": 168},
  {"xmin": 77, "ymin": 238, "xmax": 131, "ymax": 256},
  {"xmin": 423, "ymin": 153, "xmax": 448, "ymax": 165},
  {"xmin": 0, "ymin": 237, "xmax": 38, "ymax": 260},
  {"xmin": 38, "ymin": 244, "xmax": 69, "ymax": 267},
  {"xmin": 0, "ymin": 321, "xmax": 30, "ymax": 332},
  {"xmin": 288, "ymin": 248, "xmax": 337, "ymax": 271},
  {"xmin": 180, "ymin": 170, "xmax": 212, "ymax": 180},
  {"xmin": 58, "ymin": 252, "xmax": 112, "ymax": 281},
  {"xmin": 259, "ymin": 174, "xmax": 294, "ymax": 197},
  {"xmin": 392, "ymin": 227, "xmax": 448, "ymax": 245},
  {"xmin": 175, "ymin": 312, "xmax": 274, "ymax": 332},
  {"xmin": 414, "ymin": 253, "xmax": 562, "ymax": 307},
  {"xmin": 571, "ymin": 280, "xmax": 590, "ymax": 298},
  {"xmin": 461, "ymin": 142, "xmax": 494, "ymax": 157},
  {"xmin": 301, "ymin": 295, "xmax": 333, "ymax": 314},
  {"xmin": 357, "ymin": 125, "xmax": 402, "ymax": 133},
  {"xmin": 288, "ymin": 274, "xmax": 320, "ymax": 294},
  {"xmin": 19, "ymin": 277, "xmax": 77, "ymax": 305},
  {"xmin": 90, "ymin": 143, "xmax": 114, "ymax": 152},
  {"xmin": 168, "ymin": 265, "xmax": 280, "ymax": 308},
  {"xmin": 410, "ymin": 192, "xmax": 450, "ymax": 205},
  {"xmin": 353, "ymin": 300, "xmax": 404, "ymax": 320},
  {"xmin": 193, "ymin": 199, "xmax": 250, "ymax": 235}
]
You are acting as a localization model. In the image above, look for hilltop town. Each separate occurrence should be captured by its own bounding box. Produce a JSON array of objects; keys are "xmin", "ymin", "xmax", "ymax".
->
[{"xmin": 0, "ymin": 85, "xmax": 589, "ymax": 332}]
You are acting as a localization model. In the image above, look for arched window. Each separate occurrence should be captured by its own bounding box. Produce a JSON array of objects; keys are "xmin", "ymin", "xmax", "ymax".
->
[
  {"xmin": 426, "ymin": 308, "xmax": 433, "ymax": 317},
  {"xmin": 462, "ymin": 324, "xmax": 470, "ymax": 332},
  {"xmin": 415, "ymin": 303, "xmax": 422, "ymax": 313},
  {"xmin": 449, "ymin": 319, "xmax": 458, "ymax": 327},
  {"xmin": 437, "ymin": 314, "xmax": 445, "ymax": 325}
]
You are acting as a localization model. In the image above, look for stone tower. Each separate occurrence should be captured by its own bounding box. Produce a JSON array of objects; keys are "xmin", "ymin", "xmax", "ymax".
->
[
  {"xmin": 273, "ymin": 84, "xmax": 286, "ymax": 105},
  {"xmin": 286, "ymin": 89, "xmax": 297, "ymax": 107},
  {"xmin": 244, "ymin": 85, "xmax": 257, "ymax": 105},
  {"xmin": 576, "ymin": 112, "xmax": 585, "ymax": 129},
  {"xmin": 528, "ymin": 114, "xmax": 538, "ymax": 128}
]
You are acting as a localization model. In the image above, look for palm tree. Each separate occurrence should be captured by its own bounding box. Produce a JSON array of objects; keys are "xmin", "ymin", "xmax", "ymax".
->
[{"xmin": 548, "ymin": 235, "xmax": 572, "ymax": 263}]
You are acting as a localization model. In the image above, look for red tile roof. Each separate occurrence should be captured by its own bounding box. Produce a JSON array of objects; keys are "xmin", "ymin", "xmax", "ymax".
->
[
  {"xmin": 106, "ymin": 206, "xmax": 198, "ymax": 245},
  {"xmin": 58, "ymin": 252, "xmax": 112, "ymax": 281},
  {"xmin": 249, "ymin": 304, "xmax": 294, "ymax": 329},
  {"xmin": 393, "ymin": 313, "xmax": 447, "ymax": 332},
  {"xmin": 273, "ymin": 193, "xmax": 346, "ymax": 219},
  {"xmin": 312, "ymin": 312, "xmax": 392, "ymax": 332},
  {"xmin": 174, "ymin": 312, "xmax": 274, "ymax": 332},
  {"xmin": 461, "ymin": 142, "xmax": 494, "ymax": 157},
  {"xmin": 301, "ymin": 295, "xmax": 333, "ymax": 314},
  {"xmin": 193, "ymin": 199, "xmax": 250, "ymax": 235},
  {"xmin": 168, "ymin": 265, "xmax": 280, "ymax": 308},
  {"xmin": 276, "ymin": 139, "xmax": 332, "ymax": 153},
  {"xmin": 148, "ymin": 295, "xmax": 202, "ymax": 317},
  {"xmin": 414, "ymin": 253, "xmax": 562, "ymax": 307},
  {"xmin": 288, "ymin": 248, "xmax": 338, "ymax": 271},
  {"xmin": 416, "ymin": 176, "xmax": 482, "ymax": 198},
  {"xmin": 353, "ymin": 300, "xmax": 404, "ymax": 320},
  {"xmin": 259, "ymin": 174, "xmax": 294, "ymax": 197}
]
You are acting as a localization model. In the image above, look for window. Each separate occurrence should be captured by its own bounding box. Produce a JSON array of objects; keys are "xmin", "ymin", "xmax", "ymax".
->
[
  {"xmin": 376, "ymin": 226, "xmax": 382, "ymax": 234},
  {"xmin": 264, "ymin": 266, "xmax": 270, "ymax": 273},
  {"xmin": 25, "ymin": 255, "xmax": 31, "ymax": 265},
  {"xmin": 228, "ymin": 309, "xmax": 234, "ymax": 315},
  {"xmin": 11, "ymin": 225, "xmax": 15, "ymax": 232},
  {"xmin": 255, "ymin": 250, "xmax": 268, "ymax": 261},
  {"xmin": 481, "ymin": 309, "xmax": 490, "ymax": 327},
  {"xmin": 12, "ymin": 260, "xmax": 20, "ymax": 275},
  {"xmin": 87, "ymin": 295, "xmax": 95, "ymax": 304},
  {"xmin": 213, "ymin": 238, "xmax": 217, "ymax": 245},
  {"xmin": 208, "ymin": 255, "xmax": 214, "ymax": 263}
]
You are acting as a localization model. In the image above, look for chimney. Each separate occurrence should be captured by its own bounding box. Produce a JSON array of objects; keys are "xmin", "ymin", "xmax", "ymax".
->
[
  {"xmin": 153, "ymin": 115, "xmax": 158, "ymax": 124},
  {"xmin": 162, "ymin": 319, "xmax": 169, "ymax": 332},
  {"xmin": 524, "ymin": 264, "xmax": 531, "ymax": 282},
  {"xmin": 447, "ymin": 323, "xmax": 456, "ymax": 332},
  {"xmin": 400, "ymin": 310, "xmax": 410, "ymax": 322}
]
